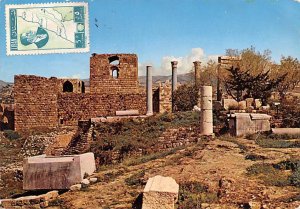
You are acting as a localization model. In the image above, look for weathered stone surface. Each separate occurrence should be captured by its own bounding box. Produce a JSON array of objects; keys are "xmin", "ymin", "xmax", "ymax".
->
[
  {"xmin": 272, "ymin": 128, "xmax": 300, "ymax": 135},
  {"xmin": 81, "ymin": 179, "xmax": 90, "ymax": 188},
  {"xmin": 143, "ymin": 175, "xmax": 179, "ymax": 209},
  {"xmin": 228, "ymin": 113, "xmax": 271, "ymax": 136},
  {"xmin": 115, "ymin": 110, "xmax": 139, "ymax": 116},
  {"xmin": 70, "ymin": 184, "xmax": 82, "ymax": 191},
  {"xmin": 14, "ymin": 53, "xmax": 147, "ymax": 131},
  {"xmin": 223, "ymin": 99, "xmax": 239, "ymax": 110},
  {"xmin": 200, "ymin": 86, "xmax": 213, "ymax": 136},
  {"xmin": 89, "ymin": 178, "xmax": 98, "ymax": 183},
  {"xmin": 254, "ymin": 99, "xmax": 262, "ymax": 109},
  {"xmin": 23, "ymin": 153, "xmax": 96, "ymax": 190}
]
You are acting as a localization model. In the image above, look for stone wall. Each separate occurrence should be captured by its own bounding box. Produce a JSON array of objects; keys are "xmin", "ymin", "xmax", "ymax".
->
[
  {"xmin": 57, "ymin": 93, "xmax": 147, "ymax": 126},
  {"xmin": 14, "ymin": 75, "xmax": 59, "ymax": 132},
  {"xmin": 153, "ymin": 81, "xmax": 172, "ymax": 114},
  {"xmin": 90, "ymin": 54, "xmax": 139, "ymax": 94},
  {"xmin": 58, "ymin": 78, "xmax": 85, "ymax": 93}
]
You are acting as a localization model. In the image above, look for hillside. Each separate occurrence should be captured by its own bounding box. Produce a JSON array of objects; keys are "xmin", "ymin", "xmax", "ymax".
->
[
  {"xmin": 1, "ymin": 112, "xmax": 300, "ymax": 208},
  {"xmin": 0, "ymin": 80, "xmax": 9, "ymax": 89}
]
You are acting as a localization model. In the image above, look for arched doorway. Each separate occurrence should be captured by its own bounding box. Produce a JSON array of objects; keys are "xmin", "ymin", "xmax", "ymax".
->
[{"xmin": 63, "ymin": 81, "xmax": 73, "ymax": 92}]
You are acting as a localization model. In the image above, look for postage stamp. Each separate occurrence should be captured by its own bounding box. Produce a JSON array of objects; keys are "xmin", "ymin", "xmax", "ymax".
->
[{"xmin": 5, "ymin": 2, "xmax": 89, "ymax": 56}]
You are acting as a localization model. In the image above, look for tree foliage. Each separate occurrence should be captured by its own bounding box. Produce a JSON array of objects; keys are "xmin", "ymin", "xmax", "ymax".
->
[
  {"xmin": 173, "ymin": 84, "xmax": 199, "ymax": 111},
  {"xmin": 224, "ymin": 66, "xmax": 286, "ymax": 104},
  {"xmin": 272, "ymin": 56, "xmax": 300, "ymax": 99}
]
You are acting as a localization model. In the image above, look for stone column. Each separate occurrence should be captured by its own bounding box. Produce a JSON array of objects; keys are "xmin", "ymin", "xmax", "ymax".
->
[
  {"xmin": 146, "ymin": 66, "xmax": 153, "ymax": 115},
  {"xmin": 200, "ymin": 86, "xmax": 213, "ymax": 136},
  {"xmin": 193, "ymin": 61, "xmax": 201, "ymax": 85},
  {"xmin": 171, "ymin": 61, "xmax": 178, "ymax": 112}
]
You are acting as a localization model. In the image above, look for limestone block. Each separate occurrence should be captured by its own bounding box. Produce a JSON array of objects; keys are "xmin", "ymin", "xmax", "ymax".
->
[
  {"xmin": 23, "ymin": 153, "xmax": 96, "ymax": 190},
  {"xmin": 81, "ymin": 179, "xmax": 90, "ymax": 188},
  {"xmin": 272, "ymin": 128, "xmax": 300, "ymax": 135},
  {"xmin": 245, "ymin": 98, "xmax": 254, "ymax": 107},
  {"xmin": 89, "ymin": 178, "xmax": 98, "ymax": 183},
  {"xmin": 228, "ymin": 113, "xmax": 271, "ymax": 136},
  {"xmin": 254, "ymin": 99, "xmax": 262, "ymax": 109},
  {"xmin": 70, "ymin": 184, "xmax": 82, "ymax": 191},
  {"xmin": 143, "ymin": 175, "xmax": 179, "ymax": 209},
  {"xmin": 238, "ymin": 101, "xmax": 247, "ymax": 110},
  {"xmin": 223, "ymin": 99, "xmax": 239, "ymax": 110},
  {"xmin": 116, "ymin": 110, "xmax": 139, "ymax": 116}
]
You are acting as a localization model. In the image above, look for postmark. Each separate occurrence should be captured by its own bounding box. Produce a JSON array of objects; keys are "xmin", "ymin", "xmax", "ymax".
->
[{"xmin": 5, "ymin": 2, "xmax": 89, "ymax": 56}]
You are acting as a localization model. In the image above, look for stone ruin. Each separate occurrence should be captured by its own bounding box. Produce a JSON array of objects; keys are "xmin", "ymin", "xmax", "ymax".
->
[
  {"xmin": 228, "ymin": 113, "xmax": 272, "ymax": 136},
  {"xmin": 23, "ymin": 152, "xmax": 96, "ymax": 190},
  {"xmin": 14, "ymin": 54, "xmax": 147, "ymax": 132},
  {"xmin": 143, "ymin": 175, "xmax": 179, "ymax": 209}
]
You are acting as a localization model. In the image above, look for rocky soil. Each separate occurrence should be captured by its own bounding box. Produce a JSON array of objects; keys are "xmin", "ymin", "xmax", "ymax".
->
[{"xmin": 48, "ymin": 137, "xmax": 300, "ymax": 209}]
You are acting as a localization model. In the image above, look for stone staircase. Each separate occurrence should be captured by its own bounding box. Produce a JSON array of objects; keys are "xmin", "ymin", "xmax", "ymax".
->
[{"xmin": 63, "ymin": 120, "xmax": 93, "ymax": 155}]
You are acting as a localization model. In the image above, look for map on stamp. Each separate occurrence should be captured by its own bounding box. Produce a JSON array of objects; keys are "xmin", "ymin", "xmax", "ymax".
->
[{"xmin": 5, "ymin": 2, "xmax": 89, "ymax": 55}]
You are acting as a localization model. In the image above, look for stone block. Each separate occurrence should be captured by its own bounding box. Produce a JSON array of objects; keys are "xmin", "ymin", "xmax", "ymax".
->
[
  {"xmin": 245, "ymin": 98, "xmax": 254, "ymax": 107},
  {"xmin": 143, "ymin": 175, "xmax": 179, "ymax": 209},
  {"xmin": 223, "ymin": 99, "xmax": 239, "ymax": 110},
  {"xmin": 228, "ymin": 113, "xmax": 271, "ymax": 136},
  {"xmin": 23, "ymin": 153, "xmax": 96, "ymax": 190},
  {"xmin": 254, "ymin": 99, "xmax": 262, "ymax": 109},
  {"xmin": 115, "ymin": 110, "xmax": 139, "ymax": 116},
  {"xmin": 272, "ymin": 128, "xmax": 300, "ymax": 135}
]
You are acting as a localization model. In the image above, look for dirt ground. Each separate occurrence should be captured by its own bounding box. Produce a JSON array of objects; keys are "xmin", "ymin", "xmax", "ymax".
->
[{"xmin": 52, "ymin": 137, "xmax": 300, "ymax": 209}]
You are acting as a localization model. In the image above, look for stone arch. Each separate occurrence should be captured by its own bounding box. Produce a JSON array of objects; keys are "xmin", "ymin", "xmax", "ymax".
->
[
  {"xmin": 109, "ymin": 55, "xmax": 120, "ymax": 65},
  {"xmin": 63, "ymin": 81, "xmax": 73, "ymax": 92}
]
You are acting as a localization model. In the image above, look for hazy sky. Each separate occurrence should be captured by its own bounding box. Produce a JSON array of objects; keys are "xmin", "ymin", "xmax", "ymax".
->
[{"xmin": 1, "ymin": 0, "xmax": 300, "ymax": 82}]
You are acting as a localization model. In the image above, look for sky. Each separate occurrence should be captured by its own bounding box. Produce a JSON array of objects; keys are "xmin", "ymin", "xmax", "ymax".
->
[{"xmin": 0, "ymin": 0, "xmax": 300, "ymax": 82}]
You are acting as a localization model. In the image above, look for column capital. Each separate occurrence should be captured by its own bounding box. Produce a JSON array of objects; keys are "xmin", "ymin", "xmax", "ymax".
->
[
  {"xmin": 193, "ymin": 61, "xmax": 201, "ymax": 66},
  {"xmin": 171, "ymin": 61, "xmax": 178, "ymax": 68}
]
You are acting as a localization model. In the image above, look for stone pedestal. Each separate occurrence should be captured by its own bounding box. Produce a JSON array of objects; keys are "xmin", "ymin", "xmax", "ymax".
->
[
  {"xmin": 143, "ymin": 175, "xmax": 179, "ymax": 209},
  {"xmin": 146, "ymin": 66, "xmax": 153, "ymax": 115},
  {"xmin": 200, "ymin": 86, "xmax": 213, "ymax": 136}
]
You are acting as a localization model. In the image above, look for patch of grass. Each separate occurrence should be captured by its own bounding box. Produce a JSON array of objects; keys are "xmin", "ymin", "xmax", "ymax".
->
[
  {"xmin": 247, "ymin": 133, "xmax": 300, "ymax": 148},
  {"xmin": 91, "ymin": 111, "xmax": 200, "ymax": 165},
  {"xmin": 97, "ymin": 169, "xmax": 126, "ymax": 183},
  {"xmin": 218, "ymin": 135, "xmax": 249, "ymax": 152},
  {"xmin": 125, "ymin": 170, "xmax": 145, "ymax": 187},
  {"xmin": 245, "ymin": 154, "xmax": 267, "ymax": 161},
  {"xmin": 124, "ymin": 146, "xmax": 184, "ymax": 166},
  {"xmin": 177, "ymin": 181, "xmax": 218, "ymax": 209},
  {"xmin": 247, "ymin": 159, "xmax": 300, "ymax": 188},
  {"xmin": 3, "ymin": 130, "xmax": 21, "ymax": 140}
]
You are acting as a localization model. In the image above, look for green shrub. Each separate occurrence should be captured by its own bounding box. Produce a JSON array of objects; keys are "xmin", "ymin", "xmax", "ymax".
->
[
  {"xmin": 3, "ymin": 130, "xmax": 21, "ymax": 140},
  {"xmin": 247, "ymin": 159, "xmax": 300, "ymax": 188},
  {"xmin": 125, "ymin": 170, "xmax": 145, "ymax": 187},
  {"xmin": 290, "ymin": 168, "xmax": 300, "ymax": 187},
  {"xmin": 173, "ymin": 84, "xmax": 199, "ymax": 111},
  {"xmin": 245, "ymin": 154, "xmax": 267, "ymax": 161},
  {"xmin": 177, "ymin": 181, "xmax": 218, "ymax": 209}
]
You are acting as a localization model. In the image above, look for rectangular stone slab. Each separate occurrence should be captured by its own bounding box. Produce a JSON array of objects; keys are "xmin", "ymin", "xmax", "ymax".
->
[{"xmin": 23, "ymin": 152, "xmax": 96, "ymax": 190}]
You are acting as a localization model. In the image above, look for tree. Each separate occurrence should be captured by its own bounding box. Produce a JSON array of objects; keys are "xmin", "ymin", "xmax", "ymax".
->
[
  {"xmin": 271, "ymin": 56, "xmax": 300, "ymax": 100},
  {"xmin": 224, "ymin": 66, "xmax": 287, "ymax": 104}
]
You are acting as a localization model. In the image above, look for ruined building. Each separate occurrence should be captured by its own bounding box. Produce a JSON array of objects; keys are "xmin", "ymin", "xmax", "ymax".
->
[{"xmin": 14, "ymin": 54, "xmax": 147, "ymax": 132}]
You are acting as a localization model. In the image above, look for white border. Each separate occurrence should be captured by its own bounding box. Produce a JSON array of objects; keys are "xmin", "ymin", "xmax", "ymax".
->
[{"xmin": 5, "ymin": 2, "xmax": 90, "ymax": 56}]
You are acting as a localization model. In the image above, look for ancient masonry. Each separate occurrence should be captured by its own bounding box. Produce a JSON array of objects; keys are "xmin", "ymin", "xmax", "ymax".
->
[{"xmin": 14, "ymin": 54, "xmax": 147, "ymax": 132}]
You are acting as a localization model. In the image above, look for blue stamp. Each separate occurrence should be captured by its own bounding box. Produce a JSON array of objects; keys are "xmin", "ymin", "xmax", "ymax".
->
[{"xmin": 5, "ymin": 2, "xmax": 90, "ymax": 56}]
